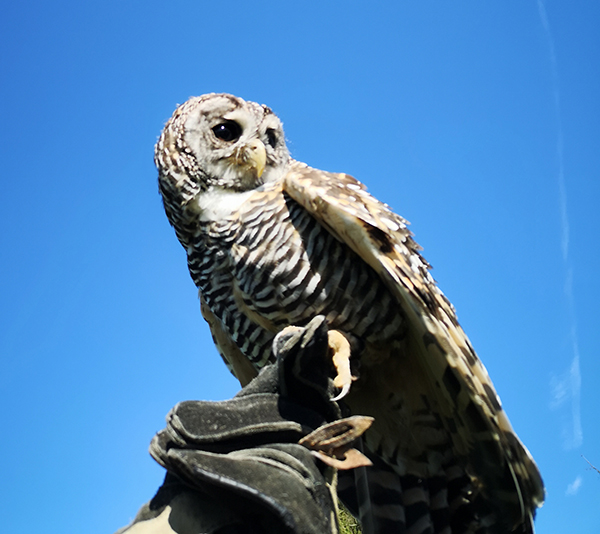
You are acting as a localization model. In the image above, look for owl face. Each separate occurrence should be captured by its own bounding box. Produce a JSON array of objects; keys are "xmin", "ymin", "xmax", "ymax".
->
[{"xmin": 161, "ymin": 93, "xmax": 290, "ymax": 194}]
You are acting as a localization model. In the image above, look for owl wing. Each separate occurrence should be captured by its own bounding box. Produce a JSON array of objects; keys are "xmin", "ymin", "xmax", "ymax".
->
[{"xmin": 282, "ymin": 160, "xmax": 544, "ymax": 530}]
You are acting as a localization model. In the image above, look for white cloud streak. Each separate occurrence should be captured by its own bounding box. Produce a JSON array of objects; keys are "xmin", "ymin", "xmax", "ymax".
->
[
  {"xmin": 566, "ymin": 475, "xmax": 582, "ymax": 496},
  {"xmin": 536, "ymin": 0, "xmax": 582, "ymax": 449}
]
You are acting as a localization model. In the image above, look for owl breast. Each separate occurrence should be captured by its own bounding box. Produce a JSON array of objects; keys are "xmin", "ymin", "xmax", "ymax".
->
[{"xmin": 187, "ymin": 184, "xmax": 405, "ymax": 370}]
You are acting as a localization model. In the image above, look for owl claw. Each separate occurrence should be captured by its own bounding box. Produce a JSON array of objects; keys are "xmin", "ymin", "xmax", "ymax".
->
[
  {"xmin": 331, "ymin": 382, "xmax": 352, "ymax": 402},
  {"xmin": 328, "ymin": 330, "xmax": 356, "ymax": 401}
]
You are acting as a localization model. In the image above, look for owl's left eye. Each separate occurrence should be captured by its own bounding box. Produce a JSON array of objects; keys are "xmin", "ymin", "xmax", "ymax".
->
[
  {"xmin": 212, "ymin": 121, "xmax": 242, "ymax": 142},
  {"xmin": 266, "ymin": 128, "xmax": 278, "ymax": 148}
]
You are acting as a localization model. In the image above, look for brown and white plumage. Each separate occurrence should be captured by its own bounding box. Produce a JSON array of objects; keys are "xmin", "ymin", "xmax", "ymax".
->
[{"xmin": 155, "ymin": 93, "xmax": 544, "ymax": 533}]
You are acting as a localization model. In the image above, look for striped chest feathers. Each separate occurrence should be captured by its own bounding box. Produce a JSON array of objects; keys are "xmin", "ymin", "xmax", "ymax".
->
[{"xmin": 187, "ymin": 183, "xmax": 405, "ymax": 355}]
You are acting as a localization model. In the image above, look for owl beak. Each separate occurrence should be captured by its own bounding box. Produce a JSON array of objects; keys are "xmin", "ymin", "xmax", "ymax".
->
[{"xmin": 238, "ymin": 139, "xmax": 266, "ymax": 179}]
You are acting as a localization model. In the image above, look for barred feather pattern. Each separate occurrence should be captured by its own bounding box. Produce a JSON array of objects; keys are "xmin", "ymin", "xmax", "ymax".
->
[
  {"xmin": 155, "ymin": 94, "xmax": 544, "ymax": 534},
  {"xmin": 187, "ymin": 183, "xmax": 405, "ymax": 370}
]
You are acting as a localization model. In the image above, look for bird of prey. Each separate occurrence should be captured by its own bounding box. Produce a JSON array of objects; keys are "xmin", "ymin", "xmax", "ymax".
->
[{"xmin": 154, "ymin": 93, "xmax": 544, "ymax": 533}]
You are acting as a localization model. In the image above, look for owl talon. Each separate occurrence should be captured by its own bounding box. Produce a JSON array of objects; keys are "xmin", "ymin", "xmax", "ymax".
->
[
  {"xmin": 331, "ymin": 382, "xmax": 352, "ymax": 402},
  {"xmin": 328, "ymin": 330, "xmax": 356, "ymax": 401}
]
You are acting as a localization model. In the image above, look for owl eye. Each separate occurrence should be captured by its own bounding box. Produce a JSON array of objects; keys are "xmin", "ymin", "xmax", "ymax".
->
[
  {"xmin": 212, "ymin": 121, "xmax": 242, "ymax": 142},
  {"xmin": 266, "ymin": 128, "xmax": 278, "ymax": 148}
]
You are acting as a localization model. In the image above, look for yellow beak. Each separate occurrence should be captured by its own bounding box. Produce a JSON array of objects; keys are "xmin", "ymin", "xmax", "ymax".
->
[{"xmin": 238, "ymin": 138, "xmax": 266, "ymax": 179}]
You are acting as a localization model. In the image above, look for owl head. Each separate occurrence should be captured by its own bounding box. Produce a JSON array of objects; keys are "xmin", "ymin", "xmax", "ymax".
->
[{"xmin": 155, "ymin": 93, "xmax": 290, "ymax": 207}]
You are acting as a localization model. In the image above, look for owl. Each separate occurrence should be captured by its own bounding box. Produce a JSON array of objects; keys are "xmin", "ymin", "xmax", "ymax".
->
[{"xmin": 155, "ymin": 93, "xmax": 544, "ymax": 533}]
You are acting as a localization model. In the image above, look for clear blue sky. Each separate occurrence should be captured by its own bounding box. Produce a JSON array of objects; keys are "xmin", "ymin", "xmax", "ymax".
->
[{"xmin": 1, "ymin": 1, "xmax": 598, "ymax": 532}]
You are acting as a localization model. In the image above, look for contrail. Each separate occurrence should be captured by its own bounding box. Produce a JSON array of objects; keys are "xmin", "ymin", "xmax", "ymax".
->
[{"xmin": 536, "ymin": 0, "xmax": 582, "ymax": 450}]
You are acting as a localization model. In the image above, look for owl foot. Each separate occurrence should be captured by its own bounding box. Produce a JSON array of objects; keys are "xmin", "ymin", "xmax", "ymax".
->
[{"xmin": 328, "ymin": 330, "xmax": 357, "ymax": 401}]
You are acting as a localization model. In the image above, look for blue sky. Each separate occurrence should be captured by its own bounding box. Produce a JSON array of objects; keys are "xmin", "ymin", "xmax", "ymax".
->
[{"xmin": 1, "ymin": 1, "xmax": 598, "ymax": 532}]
